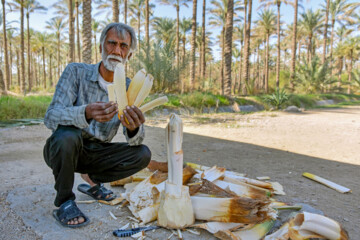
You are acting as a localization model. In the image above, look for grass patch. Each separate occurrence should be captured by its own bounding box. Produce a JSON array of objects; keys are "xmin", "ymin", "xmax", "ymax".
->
[{"xmin": 0, "ymin": 95, "xmax": 52, "ymax": 121}]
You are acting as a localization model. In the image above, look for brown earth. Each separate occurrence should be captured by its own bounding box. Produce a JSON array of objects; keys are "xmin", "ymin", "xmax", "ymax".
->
[{"xmin": 0, "ymin": 106, "xmax": 359, "ymax": 239}]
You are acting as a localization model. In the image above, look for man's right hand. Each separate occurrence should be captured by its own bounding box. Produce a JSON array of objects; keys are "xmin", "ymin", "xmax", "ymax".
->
[{"xmin": 85, "ymin": 102, "xmax": 118, "ymax": 123}]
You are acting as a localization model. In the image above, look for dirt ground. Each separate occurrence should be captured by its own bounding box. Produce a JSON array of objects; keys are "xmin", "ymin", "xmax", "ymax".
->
[{"xmin": 0, "ymin": 106, "xmax": 359, "ymax": 239}]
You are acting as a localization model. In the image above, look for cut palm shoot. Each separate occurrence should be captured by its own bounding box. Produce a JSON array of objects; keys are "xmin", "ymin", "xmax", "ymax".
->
[
  {"xmin": 288, "ymin": 212, "xmax": 349, "ymax": 240},
  {"xmin": 127, "ymin": 69, "xmax": 147, "ymax": 106},
  {"xmin": 107, "ymin": 84, "xmax": 116, "ymax": 102},
  {"xmin": 133, "ymin": 74, "xmax": 154, "ymax": 107},
  {"xmin": 157, "ymin": 114, "xmax": 195, "ymax": 229},
  {"xmin": 139, "ymin": 96, "xmax": 169, "ymax": 113},
  {"xmin": 302, "ymin": 172, "xmax": 351, "ymax": 193},
  {"xmin": 113, "ymin": 63, "xmax": 128, "ymax": 117}
]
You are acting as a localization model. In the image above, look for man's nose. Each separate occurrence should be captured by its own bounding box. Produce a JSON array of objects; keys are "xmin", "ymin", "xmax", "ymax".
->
[{"xmin": 112, "ymin": 44, "xmax": 125, "ymax": 58}]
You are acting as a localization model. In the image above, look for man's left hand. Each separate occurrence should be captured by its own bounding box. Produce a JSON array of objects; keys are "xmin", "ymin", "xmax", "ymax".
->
[{"xmin": 120, "ymin": 106, "xmax": 145, "ymax": 132}]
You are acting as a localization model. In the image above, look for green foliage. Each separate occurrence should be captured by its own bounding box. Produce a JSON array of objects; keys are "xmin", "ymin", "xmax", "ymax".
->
[
  {"xmin": 295, "ymin": 56, "xmax": 336, "ymax": 93},
  {"xmin": 0, "ymin": 95, "xmax": 52, "ymax": 121},
  {"xmin": 263, "ymin": 88, "xmax": 289, "ymax": 109}
]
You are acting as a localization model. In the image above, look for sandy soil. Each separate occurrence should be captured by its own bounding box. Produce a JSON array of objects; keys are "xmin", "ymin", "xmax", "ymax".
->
[{"xmin": 0, "ymin": 106, "xmax": 359, "ymax": 239}]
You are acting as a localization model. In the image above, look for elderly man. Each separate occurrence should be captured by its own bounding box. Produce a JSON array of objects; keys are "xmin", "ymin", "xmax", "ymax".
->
[{"xmin": 43, "ymin": 23, "xmax": 151, "ymax": 228}]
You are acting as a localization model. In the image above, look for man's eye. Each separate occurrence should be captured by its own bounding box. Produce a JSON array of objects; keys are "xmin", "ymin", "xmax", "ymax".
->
[{"xmin": 121, "ymin": 43, "xmax": 128, "ymax": 49}]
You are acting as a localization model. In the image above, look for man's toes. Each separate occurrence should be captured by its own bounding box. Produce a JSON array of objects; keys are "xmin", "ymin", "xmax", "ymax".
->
[{"xmin": 78, "ymin": 217, "xmax": 85, "ymax": 224}]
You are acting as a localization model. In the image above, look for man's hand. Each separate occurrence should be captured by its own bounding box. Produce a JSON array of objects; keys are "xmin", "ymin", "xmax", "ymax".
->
[
  {"xmin": 85, "ymin": 102, "xmax": 118, "ymax": 123},
  {"xmin": 120, "ymin": 106, "xmax": 145, "ymax": 132}
]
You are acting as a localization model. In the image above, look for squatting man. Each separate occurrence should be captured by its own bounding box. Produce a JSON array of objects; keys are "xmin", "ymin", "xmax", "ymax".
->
[{"xmin": 43, "ymin": 22, "xmax": 151, "ymax": 227}]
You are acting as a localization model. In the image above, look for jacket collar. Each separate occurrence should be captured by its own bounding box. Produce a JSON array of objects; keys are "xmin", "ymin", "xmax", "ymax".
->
[{"xmin": 89, "ymin": 61, "xmax": 102, "ymax": 82}]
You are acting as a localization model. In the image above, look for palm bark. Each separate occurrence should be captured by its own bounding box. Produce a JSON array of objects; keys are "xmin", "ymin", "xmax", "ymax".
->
[
  {"xmin": 189, "ymin": 0, "xmax": 197, "ymax": 91},
  {"xmin": 124, "ymin": 0, "xmax": 128, "ymax": 24},
  {"xmin": 145, "ymin": 0, "xmax": 149, "ymax": 55},
  {"xmin": 322, "ymin": 0, "xmax": 330, "ymax": 63},
  {"xmin": 26, "ymin": 12, "xmax": 32, "ymax": 91},
  {"xmin": 68, "ymin": 0, "xmax": 75, "ymax": 62},
  {"xmin": 82, "ymin": 0, "xmax": 92, "ymax": 64},
  {"xmin": 42, "ymin": 46, "xmax": 46, "ymax": 89},
  {"xmin": 0, "ymin": 69, "xmax": 5, "ymax": 94},
  {"xmin": 242, "ymin": 0, "xmax": 252, "ymax": 95},
  {"xmin": 221, "ymin": 27, "xmax": 225, "ymax": 94},
  {"xmin": 237, "ymin": 39, "xmax": 243, "ymax": 93},
  {"xmin": 112, "ymin": 0, "xmax": 119, "ymax": 22},
  {"xmin": 329, "ymin": 18, "xmax": 335, "ymax": 73},
  {"xmin": 275, "ymin": 2, "xmax": 280, "ymax": 89},
  {"xmin": 347, "ymin": 51, "xmax": 353, "ymax": 94},
  {"xmin": 201, "ymin": 0, "xmax": 206, "ymax": 79},
  {"xmin": 176, "ymin": 4, "xmax": 180, "ymax": 81},
  {"xmin": 1, "ymin": 0, "xmax": 10, "ymax": 92},
  {"xmin": 75, "ymin": 1, "xmax": 81, "ymax": 62},
  {"xmin": 20, "ymin": 0, "xmax": 25, "ymax": 94},
  {"xmin": 290, "ymin": 0, "xmax": 298, "ymax": 90},
  {"xmin": 224, "ymin": 0, "xmax": 234, "ymax": 96},
  {"xmin": 265, "ymin": 32, "xmax": 269, "ymax": 93},
  {"xmin": 49, "ymin": 54, "xmax": 53, "ymax": 87}
]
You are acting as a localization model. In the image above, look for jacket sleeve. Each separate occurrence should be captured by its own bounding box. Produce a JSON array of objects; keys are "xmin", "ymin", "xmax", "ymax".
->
[
  {"xmin": 44, "ymin": 64, "xmax": 89, "ymax": 131},
  {"xmin": 123, "ymin": 124, "xmax": 145, "ymax": 146}
]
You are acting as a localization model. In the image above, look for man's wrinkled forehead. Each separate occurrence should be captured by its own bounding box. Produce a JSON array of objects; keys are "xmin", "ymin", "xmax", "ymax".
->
[{"xmin": 107, "ymin": 27, "xmax": 131, "ymax": 42}]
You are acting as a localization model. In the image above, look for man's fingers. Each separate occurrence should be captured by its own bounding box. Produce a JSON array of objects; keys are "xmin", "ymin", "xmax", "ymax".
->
[
  {"xmin": 131, "ymin": 106, "xmax": 145, "ymax": 124},
  {"xmin": 126, "ymin": 107, "xmax": 141, "ymax": 126},
  {"xmin": 123, "ymin": 110, "xmax": 136, "ymax": 129}
]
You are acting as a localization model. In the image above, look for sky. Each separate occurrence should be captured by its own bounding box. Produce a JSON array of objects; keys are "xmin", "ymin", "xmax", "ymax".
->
[{"xmin": 3, "ymin": 0, "xmax": 359, "ymax": 60}]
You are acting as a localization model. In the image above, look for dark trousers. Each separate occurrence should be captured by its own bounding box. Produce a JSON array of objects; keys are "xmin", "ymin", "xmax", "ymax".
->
[{"xmin": 43, "ymin": 125, "xmax": 151, "ymax": 207}]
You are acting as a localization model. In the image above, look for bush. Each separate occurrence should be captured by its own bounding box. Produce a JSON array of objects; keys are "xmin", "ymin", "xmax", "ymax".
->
[{"xmin": 263, "ymin": 88, "xmax": 289, "ymax": 109}]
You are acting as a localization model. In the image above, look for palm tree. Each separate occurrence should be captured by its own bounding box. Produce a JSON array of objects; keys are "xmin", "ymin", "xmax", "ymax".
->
[
  {"xmin": 129, "ymin": 0, "xmax": 145, "ymax": 57},
  {"xmin": 242, "ymin": 0, "xmax": 252, "ymax": 95},
  {"xmin": 9, "ymin": 0, "xmax": 26, "ymax": 94},
  {"xmin": 33, "ymin": 31, "xmax": 49, "ymax": 89},
  {"xmin": 75, "ymin": 0, "xmax": 81, "ymax": 62},
  {"xmin": 53, "ymin": 0, "xmax": 75, "ymax": 62},
  {"xmin": 46, "ymin": 17, "xmax": 67, "ymax": 81},
  {"xmin": 341, "ymin": 37, "xmax": 360, "ymax": 94},
  {"xmin": 256, "ymin": 9, "xmax": 276, "ymax": 93},
  {"xmin": 189, "ymin": 0, "xmax": 197, "ymax": 91},
  {"xmin": 326, "ymin": 0, "xmax": 354, "ymax": 72},
  {"xmin": 223, "ymin": 0, "xmax": 234, "ymax": 95},
  {"xmin": 1, "ymin": 0, "xmax": 10, "ymax": 92},
  {"xmin": 179, "ymin": 17, "xmax": 191, "ymax": 63},
  {"xmin": 299, "ymin": 9, "xmax": 323, "ymax": 63},
  {"xmin": 152, "ymin": 17, "xmax": 175, "ymax": 44},
  {"xmin": 334, "ymin": 25, "xmax": 352, "ymax": 87},
  {"xmin": 233, "ymin": 23, "xmax": 244, "ymax": 93},
  {"xmin": 200, "ymin": 0, "xmax": 206, "ymax": 79},
  {"xmin": 322, "ymin": 0, "xmax": 330, "ymax": 63},
  {"xmin": 24, "ymin": 0, "xmax": 46, "ymax": 91},
  {"xmin": 157, "ymin": 0, "xmax": 190, "ymax": 82},
  {"xmin": 112, "ymin": 0, "xmax": 119, "ymax": 22},
  {"xmin": 92, "ymin": 19, "xmax": 101, "ymax": 63},
  {"xmin": 290, "ymin": 0, "xmax": 299, "ymax": 90},
  {"xmin": 82, "ymin": 0, "xmax": 92, "ymax": 64},
  {"xmin": 259, "ymin": 0, "xmax": 291, "ymax": 90}
]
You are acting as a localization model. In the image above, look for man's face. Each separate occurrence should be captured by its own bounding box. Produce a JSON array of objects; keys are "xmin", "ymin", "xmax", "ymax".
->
[{"xmin": 101, "ymin": 28, "xmax": 132, "ymax": 72}]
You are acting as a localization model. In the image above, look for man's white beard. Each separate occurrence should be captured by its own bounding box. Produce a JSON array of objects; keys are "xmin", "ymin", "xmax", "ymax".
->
[{"xmin": 102, "ymin": 52, "xmax": 126, "ymax": 72}]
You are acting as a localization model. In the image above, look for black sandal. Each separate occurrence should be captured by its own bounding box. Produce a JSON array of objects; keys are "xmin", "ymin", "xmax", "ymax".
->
[
  {"xmin": 77, "ymin": 183, "xmax": 116, "ymax": 201},
  {"xmin": 52, "ymin": 200, "xmax": 90, "ymax": 228}
]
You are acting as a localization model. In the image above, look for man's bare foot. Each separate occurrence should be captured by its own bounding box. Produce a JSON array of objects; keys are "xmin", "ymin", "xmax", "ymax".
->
[{"xmin": 67, "ymin": 217, "xmax": 85, "ymax": 225}]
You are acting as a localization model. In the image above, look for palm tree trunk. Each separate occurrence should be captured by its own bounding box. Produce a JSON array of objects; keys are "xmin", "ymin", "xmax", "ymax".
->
[
  {"xmin": 20, "ymin": 0, "xmax": 25, "ymax": 94},
  {"xmin": 49, "ymin": 54, "xmax": 53, "ymax": 87},
  {"xmin": 347, "ymin": 51, "xmax": 353, "ymax": 94},
  {"xmin": 329, "ymin": 18, "xmax": 335, "ymax": 75},
  {"xmin": 9, "ymin": 42, "xmax": 13, "ymax": 87},
  {"xmin": 309, "ymin": 34, "xmax": 313, "ymax": 63},
  {"xmin": 265, "ymin": 32, "xmax": 269, "ymax": 93},
  {"xmin": 82, "ymin": 0, "xmax": 92, "ymax": 64},
  {"xmin": 224, "ymin": 0, "xmax": 234, "ymax": 96},
  {"xmin": 0, "ymin": 69, "xmax": 5, "ymax": 94},
  {"xmin": 124, "ymin": 0, "xmax": 128, "ymax": 24},
  {"xmin": 57, "ymin": 33, "xmax": 60, "ymax": 81},
  {"xmin": 76, "ymin": 1, "xmax": 81, "ymax": 62},
  {"xmin": 94, "ymin": 35, "xmax": 98, "ymax": 63},
  {"xmin": 189, "ymin": 0, "xmax": 197, "ymax": 91},
  {"xmin": 290, "ymin": 0, "xmax": 298, "ymax": 90},
  {"xmin": 243, "ymin": 0, "xmax": 252, "ymax": 95},
  {"xmin": 16, "ymin": 50, "xmax": 20, "ymax": 87},
  {"xmin": 237, "ymin": 40, "xmax": 243, "ymax": 94},
  {"xmin": 276, "ymin": 3, "xmax": 281, "ymax": 89},
  {"xmin": 2, "ymin": 0, "xmax": 10, "ymax": 92},
  {"xmin": 338, "ymin": 56, "xmax": 343, "ymax": 88},
  {"xmin": 322, "ymin": 0, "xmax": 330, "ymax": 63},
  {"xmin": 68, "ymin": 0, "xmax": 75, "ymax": 63},
  {"xmin": 26, "ymin": 12, "xmax": 32, "ymax": 92},
  {"xmin": 221, "ymin": 28, "xmax": 225, "ymax": 95},
  {"xmin": 257, "ymin": 44, "xmax": 260, "ymax": 89},
  {"xmin": 241, "ymin": 0, "xmax": 247, "ymax": 95},
  {"xmin": 145, "ymin": 0, "xmax": 149, "ymax": 56},
  {"xmin": 137, "ymin": 12, "xmax": 141, "ymax": 68},
  {"xmin": 176, "ymin": 4, "xmax": 180, "ymax": 81},
  {"xmin": 42, "ymin": 46, "xmax": 46, "ymax": 89},
  {"xmin": 201, "ymin": 0, "xmax": 206, "ymax": 79},
  {"xmin": 112, "ymin": 0, "xmax": 119, "ymax": 22}
]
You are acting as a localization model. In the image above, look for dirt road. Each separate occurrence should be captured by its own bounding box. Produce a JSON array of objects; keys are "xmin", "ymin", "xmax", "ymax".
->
[{"xmin": 0, "ymin": 106, "xmax": 359, "ymax": 239}]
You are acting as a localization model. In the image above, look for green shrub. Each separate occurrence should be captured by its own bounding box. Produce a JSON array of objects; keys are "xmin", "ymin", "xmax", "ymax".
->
[{"xmin": 263, "ymin": 88, "xmax": 289, "ymax": 109}]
